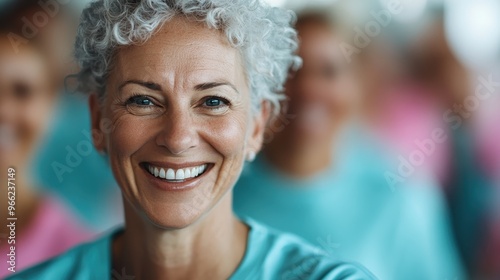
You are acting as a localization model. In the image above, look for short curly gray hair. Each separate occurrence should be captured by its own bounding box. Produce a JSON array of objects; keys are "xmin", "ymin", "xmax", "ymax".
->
[{"xmin": 74, "ymin": 0, "xmax": 301, "ymax": 113}]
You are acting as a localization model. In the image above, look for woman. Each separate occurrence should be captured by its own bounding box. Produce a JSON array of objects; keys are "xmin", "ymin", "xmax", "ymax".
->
[
  {"xmin": 8, "ymin": 1, "xmax": 374, "ymax": 279},
  {"xmin": 0, "ymin": 25, "xmax": 93, "ymax": 277},
  {"xmin": 234, "ymin": 12, "xmax": 465, "ymax": 280}
]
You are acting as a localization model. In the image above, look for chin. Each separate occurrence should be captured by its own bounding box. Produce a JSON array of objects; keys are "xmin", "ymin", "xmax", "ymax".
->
[
  {"xmin": 136, "ymin": 195, "xmax": 213, "ymax": 230},
  {"xmin": 146, "ymin": 213, "xmax": 199, "ymax": 230}
]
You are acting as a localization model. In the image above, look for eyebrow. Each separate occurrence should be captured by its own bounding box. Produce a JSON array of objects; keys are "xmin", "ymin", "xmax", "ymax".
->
[
  {"xmin": 118, "ymin": 80, "xmax": 239, "ymax": 94},
  {"xmin": 194, "ymin": 82, "xmax": 239, "ymax": 94},
  {"xmin": 119, "ymin": 80, "xmax": 162, "ymax": 91}
]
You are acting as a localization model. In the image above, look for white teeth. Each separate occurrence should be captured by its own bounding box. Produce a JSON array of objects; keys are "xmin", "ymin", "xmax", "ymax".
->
[
  {"xmin": 148, "ymin": 164, "xmax": 208, "ymax": 181},
  {"xmin": 159, "ymin": 168, "xmax": 166, "ymax": 179},
  {"xmin": 166, "ymin": 168, "xmax": 175, "ymax": 180},
  {"xmin": 175, "ymin": 169, "xmax": 185, "ymax": 180}
]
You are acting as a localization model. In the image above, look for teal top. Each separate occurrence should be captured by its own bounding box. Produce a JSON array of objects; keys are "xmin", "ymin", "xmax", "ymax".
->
[
  {"xmin": 234, "ymin": 129, "xmax": 465, "ymax": 280},
  {"xmin": 7, "ymin": 219, "xmax": 375, "ymax": 280}
]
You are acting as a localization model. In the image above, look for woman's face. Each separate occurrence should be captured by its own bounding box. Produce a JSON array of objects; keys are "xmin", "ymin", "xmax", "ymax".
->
[
  {"xmin": 0, "ymin": 40, "xmax": 54, "ymax": 169},
  {"xmin": 91, "ymin": 17, "xmax": 267, "ymax": 229},
  {"xmin": 282, "ymin": 22, "xmax": 357, "ymax": 146}
]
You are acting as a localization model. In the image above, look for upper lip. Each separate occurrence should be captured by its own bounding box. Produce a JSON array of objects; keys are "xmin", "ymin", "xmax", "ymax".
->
[{"xmin": 141, "ymin": 161, "xmax": 211, "ymax": 169}]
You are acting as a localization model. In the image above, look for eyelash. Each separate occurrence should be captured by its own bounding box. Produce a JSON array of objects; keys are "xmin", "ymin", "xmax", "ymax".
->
[
  {"xmin": 201, "ymin": 95, "xmax": 231, "ymax": 110},
  {"xmin": 124, "ymin": 94, "xmax": 231, "ymax": 109},
  {"xmin": 124, "ymin": 93, "xmax": 155, "ymax": 106}
]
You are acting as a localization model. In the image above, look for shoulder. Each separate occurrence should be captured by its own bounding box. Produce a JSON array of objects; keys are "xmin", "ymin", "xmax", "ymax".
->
[
  {"xmin": 242, "ymin": 220, "xmax": 377, "ymax": 280},
  {"xmin": 5, "ymin": 229, "xmax": 116, "ymax": 280}
]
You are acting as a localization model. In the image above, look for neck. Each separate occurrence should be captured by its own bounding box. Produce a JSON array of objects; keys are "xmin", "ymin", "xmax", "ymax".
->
[
  {"xmin": 113, "ymin": 192, "xmax": 248, "ymax": 280},
  {"xmin": 264, "ymin": 134, "xmax": 336, "ymax": 178}
]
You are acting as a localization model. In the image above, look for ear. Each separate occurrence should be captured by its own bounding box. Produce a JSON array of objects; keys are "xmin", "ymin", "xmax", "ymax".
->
[
  {"xmin": 89, "ymin": 94, "xmax": 106, "ymax": 153},
  {"xmin": 247, "ymin": 101, "xmax": 271, "ymax": 159}
]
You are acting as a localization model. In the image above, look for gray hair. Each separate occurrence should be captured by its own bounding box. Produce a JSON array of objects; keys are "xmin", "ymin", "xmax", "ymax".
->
[{"xmin": 74, "ymin": 0, "xmax": 302, "ymax": 113}]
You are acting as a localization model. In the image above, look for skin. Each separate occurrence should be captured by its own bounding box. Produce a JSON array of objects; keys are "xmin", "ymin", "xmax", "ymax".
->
[
  {"xmin": 89, "ymin": 17, "xmax": 269, "ymax": 279},
  {"xmin": 0, "ymin": 38, "xmax": 56, "ymax": 234},
  {"xmin": 265, "ymin": 20, "xmax": 358, "ymax": 178}
]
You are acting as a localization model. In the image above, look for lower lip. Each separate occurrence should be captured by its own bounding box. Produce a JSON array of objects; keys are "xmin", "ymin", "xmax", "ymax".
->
[{"xmin": 141, "ymin": 165, "xmax": 211, "ymax": 191}]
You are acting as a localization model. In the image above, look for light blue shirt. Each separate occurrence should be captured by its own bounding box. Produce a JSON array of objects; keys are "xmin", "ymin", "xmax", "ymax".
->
[
  {"xmin": 234, "ymin": 129, "xmax": 465, "ymax": 280},
  {"xmin": 7, "ymin": 219, "xmax": 375, "ymax": 280}
]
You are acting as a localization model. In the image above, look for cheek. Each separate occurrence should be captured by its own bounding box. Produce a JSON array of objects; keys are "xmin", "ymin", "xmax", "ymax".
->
[
  {"xmin": 199, "ymin": 113, "xmax": 249, "ymax": 201},
  {"xmin": 332, "ymin": 78, "xmax": 357, "ymax": 110},
  {"xmin": 104, "ymin": 112, "xmax": 158, "ymax": 200},
  {"xmin": 107, "ymin": 115, "xmax": 151, "ymax": 156},
  {"xmin": 201, "ymin": 113, "xmax": 248, "ymax": 157},
  {"xmin": 20, "ymin": 97, "xmax": 52, "ymax": 145}
]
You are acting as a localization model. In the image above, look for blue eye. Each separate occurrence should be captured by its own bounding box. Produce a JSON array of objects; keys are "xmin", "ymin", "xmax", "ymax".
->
[
  {"xmin": 127, "ymin": 95, "xmax": 154, "ymax": 106},
  {"xmin": 124, "ymin": 94, "xmax": 163, "ymax": 116},
  {"xmin": 204, "ymin": 97, "xmax": 228, "ymax": 107}
]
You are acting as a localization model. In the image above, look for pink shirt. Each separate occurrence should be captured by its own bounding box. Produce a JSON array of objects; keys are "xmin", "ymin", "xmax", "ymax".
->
[
  {"xmin": 373, "ymin": 85, "xmax": 451, "ymax": 185},
  {"xmin": 0, "ymin": 196, "xmax": 93, "ymax": 278}
]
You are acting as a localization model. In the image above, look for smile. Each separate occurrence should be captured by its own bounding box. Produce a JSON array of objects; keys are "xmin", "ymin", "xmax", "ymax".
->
[{"xmin": 146, "ymin": 163, "xmax": 208, "ymax": 182}]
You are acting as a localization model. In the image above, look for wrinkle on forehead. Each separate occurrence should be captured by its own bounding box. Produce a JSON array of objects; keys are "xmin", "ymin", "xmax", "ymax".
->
[{"xmin": 109, "ymin": 16, "xmax": 247, "ymax": 95}]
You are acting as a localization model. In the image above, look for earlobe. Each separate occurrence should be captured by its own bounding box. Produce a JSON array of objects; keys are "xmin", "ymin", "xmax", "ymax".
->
[
  {"xmin": 246, "ymin": 151, "xmax": 256, "ymax": 162},
  {"xmin": 88, "ymin": 94, "xmax": 106, "ymax": 153}
]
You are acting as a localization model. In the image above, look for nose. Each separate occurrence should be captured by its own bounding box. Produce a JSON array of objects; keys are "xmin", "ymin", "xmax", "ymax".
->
[{"xmin": 155, "ymin": 109, "xmax": 199, "ymax": 155}]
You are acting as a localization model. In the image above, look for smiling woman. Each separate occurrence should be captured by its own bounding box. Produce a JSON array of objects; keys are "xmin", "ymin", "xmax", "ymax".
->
[{"xmin": 7, "ymin": 1, "xmax": 375, "ymax": 279}]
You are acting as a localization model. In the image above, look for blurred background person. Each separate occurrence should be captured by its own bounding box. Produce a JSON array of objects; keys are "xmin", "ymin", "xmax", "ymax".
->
[
  {"xmin": 407, "ymin": 15, "xmax": 494, "ymax": 278},
  {"xmin": 0, "ymin": 30, "xmax": 92, "ymax": 278},
  {"xmin": 1, "ymin": 0, "xmax": 125, "ymax": 276},
  {"xmin": 234, "ymin": 10, "xmax": 464, "ymax": 280},
  {"xmin": 252, "ymin": 0, "xmax": 500, "ymax": 278},
  {"xmin": 356, "ymin": 6, "xmax": 499, "ymax": 278},
  {"xmin": 0, "ymin": 0, "xmax": 122, "ymax": 233}
]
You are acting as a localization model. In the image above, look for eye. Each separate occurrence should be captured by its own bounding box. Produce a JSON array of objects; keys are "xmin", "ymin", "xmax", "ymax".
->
[
  {"xmin": 124, "ymin": 94, "xmax": 163, "ymax": 116},
  {"xmin": 203, "ymin": 96, "xmax": 229, "ymax": 108},
  {"xmin": 317, "ymin": 63, "xmax": 339, "ymax": 80},
  {"xmin": 127, "ymin": 95, "xmax": 154, "ymax": 106}
]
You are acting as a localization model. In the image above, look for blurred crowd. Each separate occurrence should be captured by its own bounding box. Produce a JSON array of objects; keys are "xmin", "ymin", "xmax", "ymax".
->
[{"xmin": 0, "ymin": 0, "xmax": 498, "ymax": 279}]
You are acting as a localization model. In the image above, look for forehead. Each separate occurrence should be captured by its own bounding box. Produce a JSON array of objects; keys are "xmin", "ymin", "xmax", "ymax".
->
[
  {"xmin": 296, "ymin": 24, "xmax": 344, "ymax": 65},
  {"xmin": 0, "ymin": 41, "xmax": 48, "ymax": 86},
  {"xmin": 111, "ymin": 17, "xmax": 244, "ymax": 87}
]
